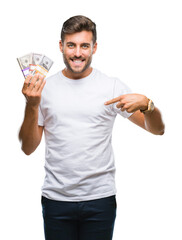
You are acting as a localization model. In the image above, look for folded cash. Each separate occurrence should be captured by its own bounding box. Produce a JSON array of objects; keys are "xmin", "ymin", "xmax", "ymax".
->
[
  {"xmin": 29, "ymin": 53, "xmax": 44, "ymax": 74},
  {"xmin": 17, "ymin": 53, "xmax": 32, "ymax": 78},
  {"xmin": 32, "ymin": 55, "xmax": 54, "ymax": 77},
  {"xmin": 17, "ymin": 53, "xmax": 53, "ymax": 78}
]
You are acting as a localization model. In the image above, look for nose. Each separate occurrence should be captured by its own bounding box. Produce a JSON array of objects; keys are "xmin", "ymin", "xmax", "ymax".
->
[{"xmin": 74, "ymin": 46, "xmax": 82, "ymax": 57}]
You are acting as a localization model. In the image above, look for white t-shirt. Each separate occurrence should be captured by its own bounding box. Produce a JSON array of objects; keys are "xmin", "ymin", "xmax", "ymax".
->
[{"xmin": 38, "ymin": 68, "xmax": 132, "ymax": 201}]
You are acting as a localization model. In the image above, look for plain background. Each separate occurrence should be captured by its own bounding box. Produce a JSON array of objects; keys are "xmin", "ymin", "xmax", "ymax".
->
[{"xmin": 0, "ymin": 0, "xmax": 181, "ymax": 239}]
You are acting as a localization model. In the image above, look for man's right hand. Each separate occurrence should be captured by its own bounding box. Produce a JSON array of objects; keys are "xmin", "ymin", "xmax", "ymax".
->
[{"xmin": 22, "ymin": 74, "xmax": 46, "ymax": 108}]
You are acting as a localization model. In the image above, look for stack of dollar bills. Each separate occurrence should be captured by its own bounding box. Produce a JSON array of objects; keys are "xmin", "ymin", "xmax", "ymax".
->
[{"xmin": 17, "ymin": 53, "xmax": 54, "ymax": 78}]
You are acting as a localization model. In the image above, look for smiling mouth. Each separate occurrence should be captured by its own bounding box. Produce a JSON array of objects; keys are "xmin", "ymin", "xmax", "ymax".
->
[{"xmin": 70, "ymin": 58, "xmax": 85, "ymax": 63}]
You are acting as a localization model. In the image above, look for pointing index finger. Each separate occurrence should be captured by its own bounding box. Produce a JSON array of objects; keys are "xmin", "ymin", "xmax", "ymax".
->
[{"xmin": 104, "ymin": 96, "xmax": 122, "ymax": 105}]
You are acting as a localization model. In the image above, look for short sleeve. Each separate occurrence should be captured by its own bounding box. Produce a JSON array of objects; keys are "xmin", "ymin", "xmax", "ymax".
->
[
  {"xmin": 38, "ymin": 105, "xmax": 44, "ymax": 126},
  {"xmin": 112, "ymin": 78, "xmax": 133, "ymax": 118}
]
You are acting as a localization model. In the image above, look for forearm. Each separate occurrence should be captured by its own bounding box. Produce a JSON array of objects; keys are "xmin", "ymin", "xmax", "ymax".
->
[
  {"xmin": 19, "ymin": 104, "xmax": 41, "ymax": 155},
  {"xmin": 144, "ymin": 107, "xmax": 165, "ymax": 135},
  {"xmin": 19, "ymin": 74, "xmax": 46, "ymax": 155},
  {"xmin": 105, "ymin": 93, "xmax": 165, "ymax": 135}
]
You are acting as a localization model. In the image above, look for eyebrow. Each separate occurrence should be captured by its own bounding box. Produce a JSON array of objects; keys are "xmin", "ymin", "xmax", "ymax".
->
[
  {"xmin": 66, "ymin": 42, "xmax": 74, "ymax": 45},
  {"xmin": 66, "ymin": 42, "xmax": 91, "ymax": 46}
]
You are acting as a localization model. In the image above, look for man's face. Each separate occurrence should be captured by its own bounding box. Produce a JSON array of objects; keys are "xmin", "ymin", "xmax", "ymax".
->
[{"xmin": 59, "ymin": 31, "xmax": 97, "ymax": 79}]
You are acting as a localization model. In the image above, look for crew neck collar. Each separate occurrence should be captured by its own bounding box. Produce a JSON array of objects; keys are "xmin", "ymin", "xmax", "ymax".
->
[{"xmin": 59, "ymin": 68, "xmax": 96, "ymax": 83}]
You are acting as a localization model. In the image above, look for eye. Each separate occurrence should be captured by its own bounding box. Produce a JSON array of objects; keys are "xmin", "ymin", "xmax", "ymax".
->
[
  {"xmin": 82, "ymin": 44, "xmax": 89, "ymax": 49},
  {"xmin": 67, "ymin": 44, "xmax": 74, "ymax": 48}
]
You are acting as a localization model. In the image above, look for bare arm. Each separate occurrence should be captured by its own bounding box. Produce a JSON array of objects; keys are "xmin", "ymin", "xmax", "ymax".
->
[
  {"xmin": 19, "ymin": 74, "xmax": 46, "ymax": 155},
  {"xmin": 105, "ymin": 94, "xmax": 165, "ymax": 135},
  {"xmin": 128, "ymin": 108, "xmax": 165, "ymax": 135}
]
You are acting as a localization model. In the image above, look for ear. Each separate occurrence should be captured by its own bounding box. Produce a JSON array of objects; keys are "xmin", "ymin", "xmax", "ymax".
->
[
  {"xmin": 92, "ymin": 42, "xmax": 97, "ymax": 55},
  {"xmin": 59, "ymin": 40, "xmax": 63, "ymax": 53}
]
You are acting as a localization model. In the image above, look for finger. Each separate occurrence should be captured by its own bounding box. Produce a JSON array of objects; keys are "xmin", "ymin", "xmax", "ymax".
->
[
  {"xmin": 22, "ymin": 75, "xmax": 32, "ymax": 91},
  {"xmin": 28, "ymin": 74, "xmax": 41, "ymax": 91},
  {"xmin": 33, "ymin": 75, "xmax": 45, "ymax": 91},
  {"xmin": 116, "ymin": 102, "xmax": 124, "ymax": 108},
  {"xmin": 120, "ymin": 106, "xmax": 126, "ymax": 112},
  {"xmin": 121, "ymin": 105, "xmax": 135, "ymax": 113},
  {"xmin": 104, "ymin": 96, "xmax": 122, "ymax": 105},
  {"xmin": 37, "ymin": 78, "xmax": 46, "ymax": 93},
  {"xmin": 122, "ymin": 107, "xmax": 132, "ymax": 113}
]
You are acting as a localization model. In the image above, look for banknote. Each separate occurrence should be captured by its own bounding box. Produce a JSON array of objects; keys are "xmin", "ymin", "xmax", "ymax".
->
[
  {"xmin": 32, "ymin": 55, "xmax": 54, "ymax": 77},
  {"xmin": 17, "ymin": 53, "xmax": 54, "ymax": 78},
  {"xmin": 17, "ymin": 53, "xmax": 32, "ymax": 78},
  {"xmin": 29, "ymin": 53, "xmax": 44, "ymax": 74}
]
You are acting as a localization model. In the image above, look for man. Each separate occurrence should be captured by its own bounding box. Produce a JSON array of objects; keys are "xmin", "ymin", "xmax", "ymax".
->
[{"xmin": 19, "ymin": 15, "xmax": 165, "ymax": 240}]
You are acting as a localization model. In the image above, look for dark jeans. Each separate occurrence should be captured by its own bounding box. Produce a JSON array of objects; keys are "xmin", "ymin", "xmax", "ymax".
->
[{"xmin": 41, "ymin": 195, "xmax": 117, "ymax": 240}]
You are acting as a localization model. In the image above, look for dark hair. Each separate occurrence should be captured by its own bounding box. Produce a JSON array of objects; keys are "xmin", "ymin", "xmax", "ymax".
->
[{"xmin": 61, "ymin": 15, "xmax": 97, "ymax": 44}]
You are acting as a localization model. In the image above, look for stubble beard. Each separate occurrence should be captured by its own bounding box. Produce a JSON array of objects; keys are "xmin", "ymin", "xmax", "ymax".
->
[{"xmin": 62, "ymin": 53, "xmax": 93, "ymax": 74}]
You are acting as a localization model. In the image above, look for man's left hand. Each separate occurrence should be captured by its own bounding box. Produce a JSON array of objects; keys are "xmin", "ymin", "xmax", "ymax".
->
[{"xmin": 104, "ymin": 94, "xmax": 149, "ymax": 113}]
